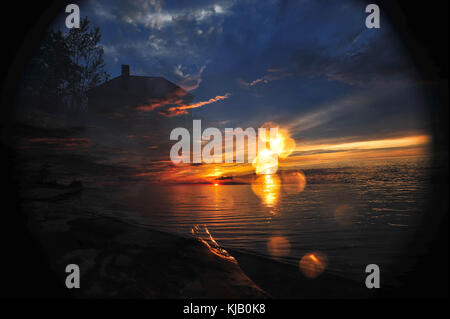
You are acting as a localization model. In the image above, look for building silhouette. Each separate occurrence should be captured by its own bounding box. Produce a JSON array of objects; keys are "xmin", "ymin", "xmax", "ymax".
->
[{"xmin": 88, "ymin": 65, "xmax": 193, "ymax": 114}]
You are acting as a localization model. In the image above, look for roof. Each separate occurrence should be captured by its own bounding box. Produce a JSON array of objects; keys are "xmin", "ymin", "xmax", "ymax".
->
[{"xmin": 88, "ymin": 75, "xmax": 194, "ymax": 113}]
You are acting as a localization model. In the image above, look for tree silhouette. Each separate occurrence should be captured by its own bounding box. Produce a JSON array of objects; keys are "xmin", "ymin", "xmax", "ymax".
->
[
  {"xmin": 21, "ymin": 16, "xmax": 109, "ymax": 114},
  {"xmin": 22, "ymin": 30, "xmax": 73, "ymax": 112},
  {"xmin": 65, "ymin": 17, "xmax": 109, "ymax": 112}
]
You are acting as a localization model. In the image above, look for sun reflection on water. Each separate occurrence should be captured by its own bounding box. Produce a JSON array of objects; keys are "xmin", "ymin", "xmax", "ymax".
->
[{"xmin": 251, "ymin": 174, "xmax": 281, "ymax": 207}]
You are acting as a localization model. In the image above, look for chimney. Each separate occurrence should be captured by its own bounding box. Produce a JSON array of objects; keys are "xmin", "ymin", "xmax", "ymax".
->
[{"xmin": 121, "ymin": 64, "xmax": 130, "ymax": 77}]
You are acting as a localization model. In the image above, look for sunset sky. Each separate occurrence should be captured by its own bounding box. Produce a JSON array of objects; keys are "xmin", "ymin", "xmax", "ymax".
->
[{"xmin": 46, "ymin": 0, "xmax": 433, "ymax": 182}]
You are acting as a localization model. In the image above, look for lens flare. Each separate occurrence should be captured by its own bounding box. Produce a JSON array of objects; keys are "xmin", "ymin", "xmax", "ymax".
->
[
  {"xmin": 299, "ymin": 252, "xmax": 328, "ymax": 278},
  {"xmin": 253, "ymin": 149, "xmax": 278, "ymax": 175},
  {"xmin": 270, "ymin": 129, "xmax": 296, "ymax": 159},
  {"xmin": 267, "ymin": 236, "xmax": 291, "ymax": 258},
  {"xmin": 333, "ymin": 204, "xmax": 357, "ymax": 226},
  {"xmin": 254, "ymin": 123, "xmax": 296, "ymax": 175},
  {"xmin": 280, "ymin": 171, "xmax": 307, "ymax": 194}
]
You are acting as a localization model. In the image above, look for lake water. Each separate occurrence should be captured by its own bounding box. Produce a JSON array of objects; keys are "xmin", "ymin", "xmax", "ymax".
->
[{"xmin": 86, "ymin": 157, "xmax": 432, "ymax": 286}]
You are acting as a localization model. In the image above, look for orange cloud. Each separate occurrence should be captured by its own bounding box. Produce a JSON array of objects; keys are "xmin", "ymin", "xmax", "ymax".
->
[
  {"xmin": 281, "ymin": 134, "xmax": 431, "ymax": 168},
  {"xmin": 294, "ymin": 135, "xmax": 431, "ymax": 153},
  {"xmin": 160, "ymin": 93, "xmax": 231, "ymax": 117},
  {"xmin": 135, "ymin": 88, "xmax": 188, "ymax": 112}
]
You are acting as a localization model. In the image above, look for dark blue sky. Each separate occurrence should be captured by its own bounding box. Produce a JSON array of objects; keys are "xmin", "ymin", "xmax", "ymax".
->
[{"xmin": 63, "ymin": 0, "xmax": 429, "ymax": 143}]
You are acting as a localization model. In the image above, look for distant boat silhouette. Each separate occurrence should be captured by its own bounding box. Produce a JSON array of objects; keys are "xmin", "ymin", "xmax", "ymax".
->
[{"xmin": 215, "ymin": 176, "xmax": 233, "ymax": 180}]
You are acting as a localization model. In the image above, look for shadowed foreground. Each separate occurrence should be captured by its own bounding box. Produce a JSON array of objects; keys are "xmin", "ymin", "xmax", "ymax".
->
[
  {"xmin": 24, "ymin": 198, "xmax": 268, "ymax": 298},
  {"xmin": 22, "ymin": 185, "xmax": 374, "ymax": 298}
]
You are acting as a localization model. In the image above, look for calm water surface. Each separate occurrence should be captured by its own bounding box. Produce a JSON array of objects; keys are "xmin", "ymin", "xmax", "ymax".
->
[{"xmin": 87, "ymin": 157, "xmax": 432, "ymax": 286}]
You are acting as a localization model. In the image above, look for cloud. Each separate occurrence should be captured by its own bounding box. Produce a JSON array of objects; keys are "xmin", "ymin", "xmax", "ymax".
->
[
  {"xmin": 135, "ymin": 90, "xmax": 230, "ymax": 117},
  {"xmin": 90, "ymin": 1, "xmax": 232, "ymax": 83},
  {"xmin": 174, "ymin": 64, "xmax": 207, "ymax": 91},
  {"xmin": 239, "ymin": 77, "xmax": 267, "ymax": 87},
  {"xmin": 135, "ymin": 88, "xmax": 190, "ymax": 111},
  {"xmin": 239, "ymin": 68, "xmax": 293, "ymax": 87},
  {"xmin": 160, "ymin": 93, "xmax": 231, "ymax": 117},
  {"xmin": 293, "ymin": 135, "xmax": 430, "ymax": 155},
  {"xmin": 92, "ymin": 0, "xmax": 233, "ymax": 30},
  {"xmin": 289, "ymin": 31, "xmax": 417, "ymax": 86},
  {"xmin": 285, "ymin": 85, "xmax": 396, "ymax": 136},
  {"xmin": 238, "ymin": 27, "xmax": 417, "ymax": 89}
]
